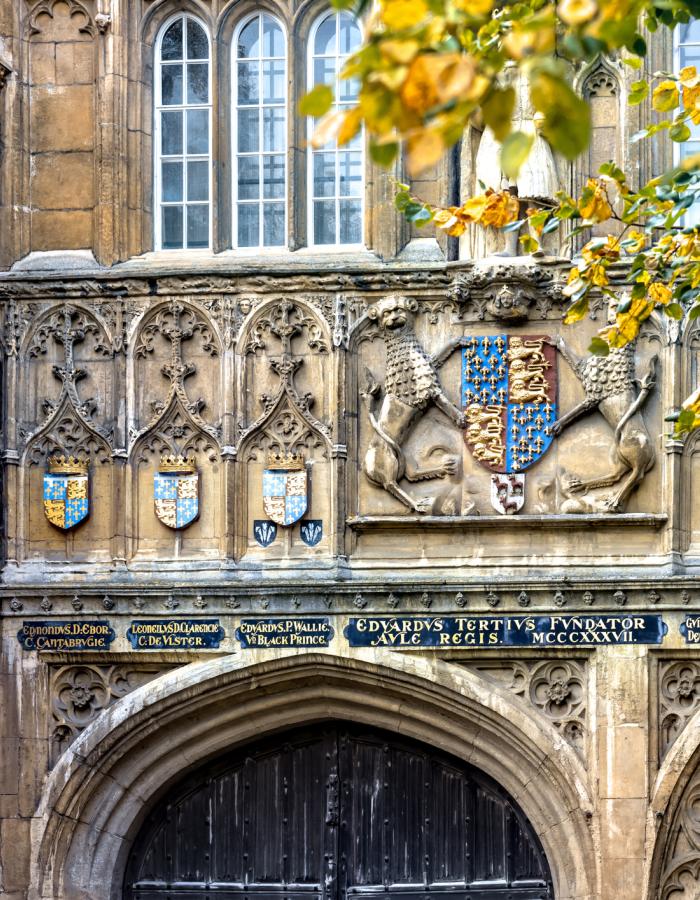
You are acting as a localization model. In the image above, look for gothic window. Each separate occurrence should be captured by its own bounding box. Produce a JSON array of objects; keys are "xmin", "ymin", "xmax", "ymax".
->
[
  {"xmin": 154, "ymin": 14, "xmax": 212, "ymax": 250},
  {"xmin": 308, "ymin": 11, "xmax": 363, "ymax": 246},
  {"xmin": 676, "ymin": 20, "xmax": 700, "ymax": 225},
  {"xmin": 233, "ymin": 13, "xmax": 287, "ymax": 249}
]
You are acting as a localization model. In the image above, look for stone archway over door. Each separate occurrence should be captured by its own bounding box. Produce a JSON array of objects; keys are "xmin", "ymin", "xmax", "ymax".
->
[{"xmin": 124, "ymin": 724, "xmax": 553, "ymax": 899}]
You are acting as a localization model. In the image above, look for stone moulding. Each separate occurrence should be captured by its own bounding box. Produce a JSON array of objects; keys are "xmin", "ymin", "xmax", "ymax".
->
[
  {"xmin": 346, "ymin": 513, "xmax": 669, "ymax": 530},
  {"xmin": 29, "ymin": 650, "xmax": 595, "ymax": 900}
]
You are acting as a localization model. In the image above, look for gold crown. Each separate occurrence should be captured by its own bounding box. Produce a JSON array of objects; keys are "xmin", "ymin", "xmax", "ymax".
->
[
  {"xmin": 266, "ymin": 451, "xmax": 304, "ymax": 470},
  {"xmin": 158, "ymin": 454, "xmax": 196, "ymax": 474},
  {"xmin": 47, "ymin": 455, "xmax": 88, "ymax": 475}
]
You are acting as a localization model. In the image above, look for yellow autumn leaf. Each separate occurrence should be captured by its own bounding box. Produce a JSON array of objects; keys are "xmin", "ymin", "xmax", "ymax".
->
[
  {"xmin": 680, "ymin": 66, "xmax": 699, "ymax": 88},
  {"xmin": 459, "ymin": 195, "xmax": 490, "ymax": 222},
  {"xmin": 652, "ymin": 80, "xmax": 680, "ymax": 112},
  {"xmin": 625, "ymin": 230, "xmax": 645, "ymax": 253},
  {"xmin": 480, "ymin": 190, "xmax": 520, "ymax": 227},
  {"xmin": 451, "ymin": 0, "xmax": 494, "ymax": 16},
  {"xmin": 436, "ymin": 55, "xmax": 477, "ymax": 105},
  {"xmin": 579, "ymin": 179, "xmax": 613, "ymax": 222},
  {"xmin": 432, "ymin": 207, "xmax": 467, "ymax": 236},
  {"xmin": 406, "ymin": 129, "xmax": 446, "ymax": 174},
  {"xmin": 400, "ymin": 55, "xmax": 442, "ymax": 115},
  {"xmin": 381, "ymin": 0, "xmax": 429, "ymax": 29},
  {"xmin": 682, "ymin": 83, "xmax": 700, "ymax": 124},
  {"xmin": 589, "ymin": 262, "xmax": 609, "ymax": 287},
  {"xmin": 557, "ymin": 0, "xmax": 598, "ymax": 26},
  {"xmin": 380, "ymin": 39, "xmax": 420, "ymax": 64},
  {"xmin": 503, "ymin": 24, "xmax": 555, "ymax": 59},
  {"xmin": 648, "ymin": 282, "xmax": 672, "ymax": 305},
  {"xmin": 337, "ymin": 107, "xmax": 363, "ymax": 146}
]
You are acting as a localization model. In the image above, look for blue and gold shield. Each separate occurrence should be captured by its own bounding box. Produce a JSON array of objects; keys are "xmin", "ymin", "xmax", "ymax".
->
[
  {"xmin": 154, "ymin": 456, "xmax": 199, "ymax": 529},
  {"xmin": 263, "ymin": 453, "xmax": 307, "ymax": 526},
  {"xmin": 43, "ymin": 457, "xmax": 89, "ymax": 530},
  {"xmin": 461, "ymin": 335, "xmax": 557, "ymax": 474}
]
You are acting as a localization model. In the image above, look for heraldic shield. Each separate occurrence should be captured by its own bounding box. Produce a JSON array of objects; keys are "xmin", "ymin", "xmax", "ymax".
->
[
  {"xmin": 154, "ymin": 455, "xmax": 199, "ymax": 529},
  {"xmin": 43, "ymin": 455, "xmax": 89, "ymax": 530},
  {"xmin": 462, "ymin": 335, "xmax": 557, "ymax": 474},
  {"xmin": 263, "ymin": 452, "xmax": 308, "ymax": 526}
]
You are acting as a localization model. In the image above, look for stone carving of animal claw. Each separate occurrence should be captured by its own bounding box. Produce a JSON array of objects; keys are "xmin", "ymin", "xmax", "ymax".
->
[{"xmin": 413, "ymin": 497, "xmax": 433, "ymax": 514}]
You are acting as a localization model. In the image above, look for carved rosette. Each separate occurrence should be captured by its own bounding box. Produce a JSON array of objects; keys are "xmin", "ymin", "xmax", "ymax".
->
[
  {"xmin": 659, "ymin": 661, "xmax": 700, "ymax": 761},
  {"xmin": 50, "ymin": 663, "xmax": 172, "ymax": 763},
  {"xmin": 459, "ymin": 659, "xmax": 587, "ymax": 755}
]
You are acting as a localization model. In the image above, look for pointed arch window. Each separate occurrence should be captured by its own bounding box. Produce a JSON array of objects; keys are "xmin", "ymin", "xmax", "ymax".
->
[
  {"xmin": 676, "ymin": 20, "xmax": 700, "ymax": 226},
  {"xmin": 233, "ymin": 13, "xmax": 287, "ymax": 249},
  {"xmin": 154, "ymin": 14, "xmax": 212, "ymax": 250},
  {"xmin": 308, "ymin": 11, "xmax": 363, "ymax": 246}
]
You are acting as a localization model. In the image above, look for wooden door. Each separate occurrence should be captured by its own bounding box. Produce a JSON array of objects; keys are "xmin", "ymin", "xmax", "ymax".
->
[{"xmin": 124, "ymin": 725, "xmax": 553, "ymax": 899}]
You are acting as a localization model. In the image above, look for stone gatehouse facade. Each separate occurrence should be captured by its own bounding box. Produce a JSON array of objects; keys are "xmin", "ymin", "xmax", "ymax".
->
[{"xmin": 1, "ymin": 2, "xmax": 700, "ymax": 899}]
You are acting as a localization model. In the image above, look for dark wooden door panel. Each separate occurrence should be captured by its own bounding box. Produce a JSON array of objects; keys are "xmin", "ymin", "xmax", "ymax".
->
[{"xmin": 125, "ymin": 725, "xmax": 553, "ymax": 900}]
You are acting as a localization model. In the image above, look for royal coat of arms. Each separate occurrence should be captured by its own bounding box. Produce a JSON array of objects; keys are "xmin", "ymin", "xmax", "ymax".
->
[
  {"xmin": 461, "ymin": 335, "xmax": 557, "ymax": 513},
  {"xmin": 154, "ymin": 455, "xmax": 199, "ymax": 529},
  {"xmin": 43, "ymin": 456, "xmax": 89, "ymax": 530},
  {"xmin": 262, "ymin": 453, "xmax": 308, "ymax": 526}
]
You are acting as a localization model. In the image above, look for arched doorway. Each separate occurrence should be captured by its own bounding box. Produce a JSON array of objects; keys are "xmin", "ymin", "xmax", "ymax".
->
[{"xmin": 124, "ymin": 724, "xmax": 553, "ymax": 899}]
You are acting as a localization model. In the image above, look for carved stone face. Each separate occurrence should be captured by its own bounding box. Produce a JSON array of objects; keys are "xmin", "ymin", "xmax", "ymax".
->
[{"xmin": 368, "ymin": 295, "xmax": 417, "ymax": 332}]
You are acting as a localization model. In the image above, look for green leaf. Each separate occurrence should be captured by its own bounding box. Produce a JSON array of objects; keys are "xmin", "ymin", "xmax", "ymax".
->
[
  {"xmin": 370, "ymin": 141, "xmax": 399, "ymax": 167},
  {"xmin": 622, "ymin": 56, "xmax": 643, "ymax": 69},
  {"xmin": 298, "ymin": 84, "xmax": 333, "ymax": 117},
  {"xmin": 664, "ymin": 302, "xmax": 685, "ymax": 319},
  {"xmin": 481, "ymin": 87, "xmax": 516, "ymax": 142},
  {"xmin": 589, "ymin": 337, "xmax": 611, "ymax": 356},
  {"xmin": 671, "ymin": 122, "xmax": 692, "ymax": 142},
  {"xmin": 689, "ymin": 304, "xmax": 700, "ymax": 320},
  {"xmin": 529, "ymin": 71, "xmax": 591, "ymax": 160},
  {"xmin": 676, "ymin": 407, "xmax": 696, "ymax": 433},
  {"xmin": 499, "ymin": 131, "xmax": 534, "ymax": 180},
  {"xmin": 629, "ymin": 80, "xmax": 649, "ymax": 105}
]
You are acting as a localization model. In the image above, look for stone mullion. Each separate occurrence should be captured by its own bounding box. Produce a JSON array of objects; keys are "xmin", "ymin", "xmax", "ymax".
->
[
  {"xmin": 94, "ymin": 3, "xmax": 127, "ymax": 265},
  {"xmin": 222, "ymin": 333, "xmax": 236, "ymax": 561},
  {"xmin": 331, "ymin": 337, "xmax": 347, "ymax": 561},
  {"xmin": 663, "ymin": 335, "xmax": 685, "ymax": 558}
]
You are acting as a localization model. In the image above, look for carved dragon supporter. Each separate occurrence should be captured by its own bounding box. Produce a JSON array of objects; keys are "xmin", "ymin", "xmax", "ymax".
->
[{"xmin": 362, "ymin": 295, "xmax": 468, "ymax": 513}]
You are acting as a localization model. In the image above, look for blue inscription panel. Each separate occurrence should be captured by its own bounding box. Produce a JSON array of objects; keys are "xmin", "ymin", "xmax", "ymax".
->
[
  {"xmin": 345, "ymin": 614, "xmax": 667, "ymax": 648},
  {"xmin": 680, "ymin": 615, "xmax": 700, "ymax": 644},
  {"xmin": 236, "ymin": 618, "xmax": 334, "ymax": 649},
  {"xmin": 126, "ymin": 619, "xmax": 225, "ymax": 650},
  {"xmin": 17, "ymin": 620, "xmax": 115, "ymax": 651}
]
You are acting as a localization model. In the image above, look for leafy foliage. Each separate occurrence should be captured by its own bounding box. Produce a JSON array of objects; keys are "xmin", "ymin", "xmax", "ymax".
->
[{"xmin": 301, "ymin": 0, "xmax": 700, "ymax": 436}]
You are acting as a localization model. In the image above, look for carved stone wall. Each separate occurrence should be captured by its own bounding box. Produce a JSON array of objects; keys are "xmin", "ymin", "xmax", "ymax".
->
[{"xmin": 657, "ymin": 761, "xmax": 700, "ymax": 899}]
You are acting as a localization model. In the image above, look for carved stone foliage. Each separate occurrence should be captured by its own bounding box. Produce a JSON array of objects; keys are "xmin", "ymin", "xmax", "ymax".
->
[
  {"xmin": 131, "ymin": 301, "xmax": 221, "ymax": 461},
  {"xmin": 28, "ymin": 0, "xmax": 96, "ymax": 38},
  {"xmin": 658, "ymin": 763, "xmax": 700, "ymax": 899},
  {"xmin": 240, "ymin": 300, "xmax": 331, "ymax": 459},
  {"xmin": 659, "ymin": 661, "xmax": 700, "ymax": 761},
  {"xmin": 50, "ymin": 663, "xmax": 172, "ymax": 763},
  {"xmin": 22, "ymin": 304, "xmax": 112, "ymax": 463},
  {"xmin": 458, "ymin": 659, "xmax": 587, "ymax": 755},
  {"xmin": 449, "ymin": 265, "xmax": 570, "ymax": 324}
]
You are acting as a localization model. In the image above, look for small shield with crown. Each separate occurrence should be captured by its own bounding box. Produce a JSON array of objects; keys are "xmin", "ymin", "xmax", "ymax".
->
[
  {"xmin": 263, "ymin": 452, "xmax": 308, "ymax": 526},
  {"xmin": 43, "ymin": 455, "xmax": 89, "ymax": 530},
  {"xmin": 154, "ymin": 455, "xmax": 199, "ymax": 529}
]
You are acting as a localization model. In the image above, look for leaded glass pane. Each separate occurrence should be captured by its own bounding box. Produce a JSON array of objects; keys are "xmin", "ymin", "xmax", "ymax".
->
[
  {"xmin": 315, "ymin": 16, "xmax": 336, "ymax": 55},
  {"xmin": 238, "ymin": 156, "xmax": 260, "ymax": 200},
  {"xmin": 162, "ymin": 206, "xmax": 183, "ymax": 248},
  {"xmin": 238, "ymin": 62, "xmax": 259, "ymax": 104},
  {"xmin": 187, "ymin": 63, "xmax": 208, "ymax": 104},
  {"xmin": 238, "ymin": 18, "xmax": 260, "ymax": 59},
  {"xmin": 238, "ymin": 204, "xmax": 260, "ymax": 247},
  {"xmin": 187, "ymin": 204, "xmax": 209, "ymax": 248},
  {"xmin": 187, "ymin": 19, "xmax": 208, "ymax": 60},
  {"xmin": 161, "ymin": 110, "xmax": 183, "ymax": 155},
  {"xmin": 264, "ymin": 18, "xmax": 285, "ymax": 57},
  {"xmin": 187, "ymin": 160, "xmax": 209, "ymax": 201},
  {"xmin": 339, "ymin": 199, "xmax": 361, "ymax": 244},
  {"xmin": 262, "ymin": 60, "xmax": 285, "ymax": 104},
  {"xmin": 263, "ymin": 107, "xmax": 285, "ymax": 152},
  {"xmin": 161, "ymin": 65, "xmax": 183, "ymax": 105},
  {"xmin": 186, "ymin": 109, "xmax": 209, "ymax": 155},
  {"xmin": 239, "ymin": 109, "xmax": 260, "ymax": 153},
  {"xmin": 314, "ymin": 200, "xmax": 335, "ymax": 244},
  {"xmin": 161, "ymin": 20, "xmax": 183, "ymax": 61},
  {"xmin": 162, "ymin": 161, "xmax": 183, "ymax": 202},
  {"xmin": 263, "ymin": 155, "xmax": 285, "ymax": 199},
  {"xmin": 264, "ymin": 203, "xmax": 285, "ymax": 246}
]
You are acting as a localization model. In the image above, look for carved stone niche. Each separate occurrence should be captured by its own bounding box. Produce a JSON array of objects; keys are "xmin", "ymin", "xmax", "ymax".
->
[
  {"xmin": 129, "ymin": 300, "xmax": 223, "ymax": 563},
  {"xmin": 449, "ymin": 264, "xmax": 567, "ymax": 324},
  {"xmin": 237, "ymin": 299, "xmax": 334, "ymax": 557},
  {"xmin": 659, "ymin": 661, "xmax": 700, "ymax": 761},
  {"xmin": 456, "ymin": 659, "xmax": 587, "ymax": 756},
  {"xmin": 50, "ymin": 663, "xmax": 172, "ymax": 764}
]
